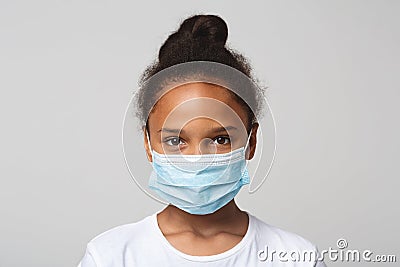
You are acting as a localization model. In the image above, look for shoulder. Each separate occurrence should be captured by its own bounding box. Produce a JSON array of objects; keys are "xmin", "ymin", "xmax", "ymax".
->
[
  {"xmin": 85, "ymin": 213, "xmax": 157, "ymax": 260},
  {"xmin": 249, "ymin": 213, "xmax": 318, "ymax": 251},
  {"xmin": 92, "ymin": 214, "xmax": 153, "ymax": 240}
]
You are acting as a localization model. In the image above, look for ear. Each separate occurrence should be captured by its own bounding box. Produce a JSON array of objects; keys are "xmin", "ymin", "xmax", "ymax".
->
[
  {"xmin": 143, "ymin": 126, "xmax": 153, "ymax": 162},
  {"xmin": 246, "ymin": 123, "xmax": 259, "ymax": 160}
]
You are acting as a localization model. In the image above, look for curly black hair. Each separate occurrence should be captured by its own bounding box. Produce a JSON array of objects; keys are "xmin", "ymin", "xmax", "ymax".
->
[{"xmin": 135, "ymin": 14, "xmax": 265, "ymax": 131}]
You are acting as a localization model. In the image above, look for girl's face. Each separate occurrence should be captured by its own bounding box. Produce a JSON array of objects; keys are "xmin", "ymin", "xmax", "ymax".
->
[{"xmin": 144, "ymin": 82, "xmax": 258, "ymax": 160}]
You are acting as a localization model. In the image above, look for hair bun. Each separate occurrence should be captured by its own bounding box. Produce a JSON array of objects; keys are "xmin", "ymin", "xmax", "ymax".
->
[
  {"xmin": 189, "ymin": 15, "xmax": 228, "ymax": 47},
  {"xmin": 158, "ymin": 15, "xmax": 229, "ymax": 64}
]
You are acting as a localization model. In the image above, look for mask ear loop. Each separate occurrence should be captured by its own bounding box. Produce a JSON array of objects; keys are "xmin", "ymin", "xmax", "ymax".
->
[
  {"xmin": 239, "ymin": 128, "xmax": 253, "ymax": 184},
  {"xmin": 244, "ymin": 125, "xmax": 255, "ymax": 169},
  {"xmin": 145, "ymin": 129, "xmax": 154, "ymax": 157},
  {"xmin": 244, "ymin": 128, "xmax": 253, "ymax": 159}
]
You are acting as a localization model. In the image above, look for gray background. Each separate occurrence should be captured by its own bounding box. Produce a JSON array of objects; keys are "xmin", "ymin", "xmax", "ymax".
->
[{"xmin": 0, "ymin": 1, "xmax": 399, "ymax": 266}]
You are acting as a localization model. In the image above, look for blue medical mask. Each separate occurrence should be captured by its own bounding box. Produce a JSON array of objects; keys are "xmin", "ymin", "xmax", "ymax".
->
[{"xmin": 147, "ymin": 132, "xmax": 251, "ymax": 215}]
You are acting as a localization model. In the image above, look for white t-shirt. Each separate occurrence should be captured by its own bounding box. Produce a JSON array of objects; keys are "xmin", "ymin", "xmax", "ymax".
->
[{"xmin": 78, "ymin": 211, "xmax": 327, "ymax": 267}]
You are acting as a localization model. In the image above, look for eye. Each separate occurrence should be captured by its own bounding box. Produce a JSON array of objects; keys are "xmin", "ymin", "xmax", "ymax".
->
[
  {"xmin": 164, "ymin": 137, "xmax": 184, "ymax": 146},
  {"xmin": 213, "ymin": 136, "xmax": 230, "ymax": 145}
]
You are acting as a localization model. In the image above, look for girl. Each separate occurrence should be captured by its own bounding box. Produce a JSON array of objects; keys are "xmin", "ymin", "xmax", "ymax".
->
[{"xmin": 78, "ymin": 14, "xmax": 326, "ymax": 267}]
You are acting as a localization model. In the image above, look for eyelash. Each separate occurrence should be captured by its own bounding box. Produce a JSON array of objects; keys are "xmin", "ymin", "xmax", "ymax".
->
[
  {"xmin": 163, "ymin": 136, "xmax": 231, "ymax": 146},
  {"xmin": 213, "ymin": 136, "xmax": 230, "ymax": 145},
  {"xmin": 164, "ymin": 137, "xmax": 185, "ymax": 146}
]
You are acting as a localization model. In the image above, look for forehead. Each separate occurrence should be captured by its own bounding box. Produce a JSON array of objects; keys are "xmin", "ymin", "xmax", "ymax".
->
[
  {"xmin": 148, "ymin": 82, "xmax": 249, "ymax": 131},
  {"xmin": 157, "ymin": 82, "xmax": 232, "ymax": 103}
]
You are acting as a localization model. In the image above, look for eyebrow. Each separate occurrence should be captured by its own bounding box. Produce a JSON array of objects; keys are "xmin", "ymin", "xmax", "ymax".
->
[
  {"xmin": 211, "ymin": 126, "xmax": 238, "ymax": 133},
  {"xmin": 157, "ymin": 126, "xmax": 238, "ymax": 134},
  {"xmin": 157, "ymin": 128, "xmax": 183, "ymax": 134}
]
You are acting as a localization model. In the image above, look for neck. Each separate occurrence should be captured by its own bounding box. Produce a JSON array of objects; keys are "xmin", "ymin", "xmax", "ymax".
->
[{"xmin": 160, "ymin": 200, "xmax": 246, "ymax": 236}]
